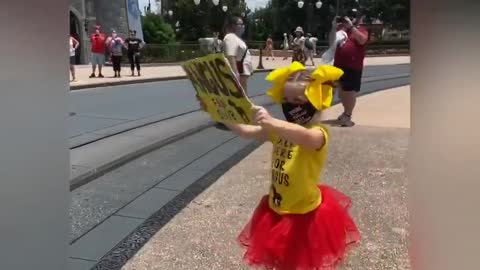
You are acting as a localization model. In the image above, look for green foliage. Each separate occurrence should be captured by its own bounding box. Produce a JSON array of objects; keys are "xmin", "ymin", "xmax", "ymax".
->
[
  {"xmin": 172, "ymin": 0, "xmax": 249, "ymax": 42},
  {"xmin": 247, "ymin": 0, "xmax": 409, "ymax": 42},
  {"xmin": 361, "ymin": 0, "xmax": 410, "ymax": 30},
  {"xmin": 141, "ymin": 13, "xmax": 176, "ymax": 44}
]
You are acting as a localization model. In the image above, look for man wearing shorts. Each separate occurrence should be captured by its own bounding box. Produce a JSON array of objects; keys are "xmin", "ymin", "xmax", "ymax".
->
[
  {"xmin": 89, "ymin": 25, "xmax": 107, "ymax": 78},
  {"xmin": 334, "ymin": 14, "xmax": 369, "ymax": 127}
]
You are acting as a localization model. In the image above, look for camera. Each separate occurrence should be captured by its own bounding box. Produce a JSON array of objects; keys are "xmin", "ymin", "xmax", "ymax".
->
[
  {"xmin": 336, "ymin": 16, "xmax": 346, "ymax": 23},
  {"xmin": 336, "ymin": 9, "xmax": 358, "ymax": 23}
]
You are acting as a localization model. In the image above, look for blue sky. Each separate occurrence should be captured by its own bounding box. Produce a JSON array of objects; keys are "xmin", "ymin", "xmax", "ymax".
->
[{"xmin": 138, "ymin": 0, "xmax": 269, "ymax": 13}]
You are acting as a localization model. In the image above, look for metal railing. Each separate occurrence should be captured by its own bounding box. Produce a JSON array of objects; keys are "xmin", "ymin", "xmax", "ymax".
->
[{"xmin": 119, "ymin": 39, "xmax": 409, "ymax": 63}]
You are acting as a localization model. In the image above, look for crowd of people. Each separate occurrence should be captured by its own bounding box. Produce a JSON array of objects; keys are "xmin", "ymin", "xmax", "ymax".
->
[
  {"xmin": 69, "ymin": 25, "xmax": 145, "ymax": 82},
  {"xmin": 265, "ymin": 27, "xmax": 319, "ymax": 66}
]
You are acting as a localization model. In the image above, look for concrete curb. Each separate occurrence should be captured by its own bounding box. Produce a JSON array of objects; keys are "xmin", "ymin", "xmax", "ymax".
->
[
  {"xmin": 70, "ymin": 121, "xmax": 214, "ymax": 191},
  {"xmin": 69, "ymin": 98, "xmax": 276, "ymax": 190},
  {"xmin": 70, "ymin": 69, "xmax": 275, "ymax": 91}
]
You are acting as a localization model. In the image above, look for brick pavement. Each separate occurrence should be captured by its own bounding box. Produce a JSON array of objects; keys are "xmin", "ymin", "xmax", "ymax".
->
[{"xmin": 120, "ymin": 86, "xmax": 411, "ymax": 270}]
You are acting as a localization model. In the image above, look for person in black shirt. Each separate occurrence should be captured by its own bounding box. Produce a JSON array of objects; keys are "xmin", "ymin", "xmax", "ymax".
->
[{"xmin": 124, "ymin": 30, "xmax": 144, "ymax": 76}]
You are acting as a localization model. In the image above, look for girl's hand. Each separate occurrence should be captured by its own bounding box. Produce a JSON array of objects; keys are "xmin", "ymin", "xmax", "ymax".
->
[{"xmin": 253, "ymin": 106, "xmax": 274, "ymax": 128}]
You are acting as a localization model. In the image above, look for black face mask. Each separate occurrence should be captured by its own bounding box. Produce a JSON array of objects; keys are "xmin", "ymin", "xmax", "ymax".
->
[{"xmin": 281, "ymin": 101, "xmax": 317, "ymax": 125}]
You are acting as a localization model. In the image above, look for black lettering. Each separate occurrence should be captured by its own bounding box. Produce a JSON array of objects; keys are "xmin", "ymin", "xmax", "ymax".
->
[
  {"xmin": 284, "ymin": 174, "xmax": 290, "ymax": 186},
  {"xmin": 273, "ymin": 159, "xmax": 285, "ymax": 171},
  {"xmin": 208, "ymin": 60, "xmax": 231, "ymax": 96},
  {"xmin": 228, "ymin": 109, "xmax": 237, "ymax": 121},
  {"xmin": 287, "ymin": 150, "xmax": 293, "ymax": 159},
  {"xmin": 184, "ymin": 65, "xmax": 209, "ymax": 95},
  {"xmin": 271, "ymin": 170, "xmax": 290, "ymax": 187},
  {"xmin": 218, "ymin": 109, "xmax": 233, "ymax": 121},
  {"xmin": 199, "ymin": 62, "xmax": 222, "ymax": 96},
  {"xmin": 273, "ymin": 159, "xmax": 280, "ymax": 169},
  {"xmin": 279, "ymin": 148, "xmax": 287, "ymax": 158},
  {"xmin": 193, "ymin": 62, "xmax": 219, "ymax": 95},
  {"xmin": 204, "ymin": 61, "xmax": 230, "ymax": 96},
  {"xmin": 215, "ymin": 58, "xmax": 244, "ymax": 98}
]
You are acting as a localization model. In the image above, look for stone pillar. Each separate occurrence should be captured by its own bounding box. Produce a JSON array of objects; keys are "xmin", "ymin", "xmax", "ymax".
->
[
  {"xmin": 0, "ymin": 0, "xmax": 69, "ymax": 269},
  {"xmin": 94, "ymin": 0, "xmax": 130, "ymax": 38}
]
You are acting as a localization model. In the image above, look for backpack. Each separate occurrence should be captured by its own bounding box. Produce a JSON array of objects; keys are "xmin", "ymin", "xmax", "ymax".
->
[{"xmin": 305, "ymin": 38, "xmax": 314, "ymax": 50}]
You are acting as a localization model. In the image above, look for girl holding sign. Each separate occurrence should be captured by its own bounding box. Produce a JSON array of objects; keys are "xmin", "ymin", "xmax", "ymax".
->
[{"xmin": 197, "ymin": 62, "xmax": 360, "ymax": 269}]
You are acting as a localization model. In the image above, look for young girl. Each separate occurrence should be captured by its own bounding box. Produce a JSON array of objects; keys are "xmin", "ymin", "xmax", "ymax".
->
[{"xmin": 198, "ymin": 62, "xmax": 360, "ymax": 269}]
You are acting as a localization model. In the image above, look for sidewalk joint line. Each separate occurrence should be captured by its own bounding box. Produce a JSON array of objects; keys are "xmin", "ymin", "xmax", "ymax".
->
[
  {"xmin": 69, "ymin": 257, "xmax": 97, "ymax": 262},
  {"xmin": 113, "ymin": 214, "xmax": 146, "ymax": 220}
]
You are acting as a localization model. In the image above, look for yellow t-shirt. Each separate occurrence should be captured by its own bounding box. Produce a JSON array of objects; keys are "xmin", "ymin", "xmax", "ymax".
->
[{"xmin": 268, "ymin": 124, "xmax": 329, "ymax": 215}]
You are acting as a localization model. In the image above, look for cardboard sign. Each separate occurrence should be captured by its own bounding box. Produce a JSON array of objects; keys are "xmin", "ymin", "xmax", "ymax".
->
[{"xmin": 182, "ymin": 53, "xmax": 255, "ymax": 125}]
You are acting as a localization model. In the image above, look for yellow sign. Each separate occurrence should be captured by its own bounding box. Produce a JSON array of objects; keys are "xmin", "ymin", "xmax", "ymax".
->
[{"xmin": 182, "ymin": 53, "xmax": 255, "ymax": 125}]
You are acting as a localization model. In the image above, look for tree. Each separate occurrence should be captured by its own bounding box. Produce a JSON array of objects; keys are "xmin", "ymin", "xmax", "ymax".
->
[
  {"xmin": 141, "ymin": 13, "xmax": 176, "ymax": 44},
  {"xmin": 249, "ymin": 0, "xmax": 409, "ymax": 42},
  {"xmin": 173, "ymin": 0, "xmax": 249, "ymax": 42},
  {"xmin": 361, "ymin": 0, "xmax": 409, "ymax": 30}
]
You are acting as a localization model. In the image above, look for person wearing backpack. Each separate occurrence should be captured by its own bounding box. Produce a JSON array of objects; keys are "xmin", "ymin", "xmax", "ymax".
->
[{"xmin": 292, "ymin": 27, "xmax": 307, "ymax": 65}]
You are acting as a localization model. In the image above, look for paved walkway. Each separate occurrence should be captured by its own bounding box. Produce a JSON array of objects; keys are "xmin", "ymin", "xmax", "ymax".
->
[
  {"xmin": 70, "ymin": 56, "xmax": 410, "ymax": 89},
  {"xmin": 120, "ymin": 86, "xmax": 411, "ymax": 269}
]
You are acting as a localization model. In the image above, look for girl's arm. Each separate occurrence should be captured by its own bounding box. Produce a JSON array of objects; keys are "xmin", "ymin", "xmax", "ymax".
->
[
  {"xmin": 225, "ymin": 123, "xmax": 268, "ymax": 142},
  {"xmin": 196, "ymin": 95, "xmax": 268, "ymax": 142},
  {"xmin": 254, "ymin": 107, "xmax": 325, "ymax": 150}
]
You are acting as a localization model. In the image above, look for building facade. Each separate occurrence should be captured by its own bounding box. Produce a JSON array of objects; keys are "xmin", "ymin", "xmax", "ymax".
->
[{"xmin": 70, "ymin": 0, "xmax": 133, "ymax": 64}]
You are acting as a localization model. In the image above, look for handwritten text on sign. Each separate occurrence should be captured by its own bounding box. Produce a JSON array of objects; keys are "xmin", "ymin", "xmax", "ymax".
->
[{"xmin": 182, "ymin": 53, "xmax": 254, "ymax": 125}]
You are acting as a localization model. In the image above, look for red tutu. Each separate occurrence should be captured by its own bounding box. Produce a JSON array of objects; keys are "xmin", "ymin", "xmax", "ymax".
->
[{"xmin": 238, "ymin": 185, "xmax": 360, "ymax": 270}]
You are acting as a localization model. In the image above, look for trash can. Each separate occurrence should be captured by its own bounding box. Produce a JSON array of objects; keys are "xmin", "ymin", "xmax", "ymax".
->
[{"xmin": 198, "ymin": 37, "xmax": 215, "ymax": 54}]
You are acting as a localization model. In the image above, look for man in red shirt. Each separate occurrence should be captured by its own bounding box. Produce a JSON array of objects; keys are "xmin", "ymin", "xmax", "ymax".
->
[
  {"xmin": 334, "ymin": 14, "xmax": 369, "ymax": 127},
  {"xmin": 89, "ymin": 25, "xmax": 107, "ymax": 78}
]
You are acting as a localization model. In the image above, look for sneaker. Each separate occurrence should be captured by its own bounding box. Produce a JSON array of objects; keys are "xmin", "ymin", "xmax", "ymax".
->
[
  {"xmin": 98, "ymin": 74, "xmax": 104, "ymax": 78},
  {"xmin": 89, "ymin": 73, "xmax": 95, "ymax": 78},
  {"xmin": 337, "ymin": 113, "xmax": 355, "ymax": 127}
]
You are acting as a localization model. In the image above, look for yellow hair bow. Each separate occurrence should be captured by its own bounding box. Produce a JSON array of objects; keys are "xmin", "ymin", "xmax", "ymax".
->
[{"xmin": 265, "ymin": 62, "xmax": 344, "ymax": 110}]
